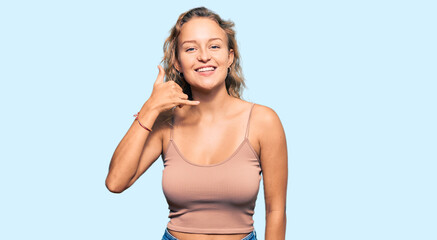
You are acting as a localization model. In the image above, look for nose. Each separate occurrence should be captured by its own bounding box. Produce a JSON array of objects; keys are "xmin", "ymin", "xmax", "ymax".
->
[{"xmin": 197, "ymin": 48, "xmax": 211, "ymax": 62}]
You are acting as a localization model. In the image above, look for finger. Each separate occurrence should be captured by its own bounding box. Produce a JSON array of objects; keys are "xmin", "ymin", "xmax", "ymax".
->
[
  {"xmin": 154, "ymin": 65, "xmax": 165, "ymax": 86},
  {"xmin": 176, "ymin": 92, "xmax": 189, "ymax": 100},
  {"xmin": 168, "ymin": 81, "xmax": 183, "ymax": 91},
  {"xmin": 178, "ymin": 99, "xmax": 200, "ymax": 106}
]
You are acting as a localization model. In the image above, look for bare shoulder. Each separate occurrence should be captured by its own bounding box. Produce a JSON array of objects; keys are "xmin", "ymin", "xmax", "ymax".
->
[
  {"xmin": 250, "ymin": 104, "xmax": 285, "ymax": 150},
  {"xmin": 251, "ymin": 103, "xmax": 283, "ymax": 128}
]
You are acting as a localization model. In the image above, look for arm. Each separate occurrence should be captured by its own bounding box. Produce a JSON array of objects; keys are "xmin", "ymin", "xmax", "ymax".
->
[
  {"xmin": 105, "ymin": 105, "xmax": 162, "ymax": 193},
  {"xmin": 255, "ymin": 105, "xmax": 288, "ymax": 240},
  {"xmin": 105, "ymin": 66, "xmax": 199, "ymax": 193}
]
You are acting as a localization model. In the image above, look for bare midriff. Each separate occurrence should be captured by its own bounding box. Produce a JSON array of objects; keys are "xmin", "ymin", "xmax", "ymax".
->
[{"xmin": 168, "ymin": 229, "xmax": 251, "ymax": 240}]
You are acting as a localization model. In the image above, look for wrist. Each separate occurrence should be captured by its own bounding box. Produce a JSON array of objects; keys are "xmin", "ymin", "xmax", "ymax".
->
[
  {"xmin": 140, "ymin": 100, "xmax": 160, "ymax": 118},
  {"xmin": 134, "ymin": 112, "xmax": 153, "ymax": 132},
  {"xmin": 134, "ymin": 101, "xmax": 160, "ymax": 132}
]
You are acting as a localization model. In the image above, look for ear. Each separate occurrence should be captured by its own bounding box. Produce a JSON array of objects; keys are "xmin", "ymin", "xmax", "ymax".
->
[
  {"xmin": 227, "ymin": 49, "xmax": 234, "ymax": 68},
  {"xmin": 174, "ymin": 59, "xmax": 182, "ymax": 72}
]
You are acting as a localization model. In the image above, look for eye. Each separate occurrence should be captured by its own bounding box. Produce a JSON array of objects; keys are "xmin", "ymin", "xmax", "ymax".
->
[
  {"xmin": 185, "ymin": 47, "xmax": 196, "ymax": 52},
  {"xmin": 210, "ymin": 45, "xmax": 220, "ymax": 49}
]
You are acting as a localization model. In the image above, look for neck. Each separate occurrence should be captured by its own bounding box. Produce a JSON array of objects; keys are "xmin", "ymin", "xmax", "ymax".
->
[{"xmin": 189, "ymin": 83, "xmax": 235, "ymax": 118}]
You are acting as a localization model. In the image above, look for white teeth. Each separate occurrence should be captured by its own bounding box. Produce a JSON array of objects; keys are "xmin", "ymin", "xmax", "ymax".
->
[{"xmin": 197, "ymin": 67, "xmax": 215, "ymax": 72}]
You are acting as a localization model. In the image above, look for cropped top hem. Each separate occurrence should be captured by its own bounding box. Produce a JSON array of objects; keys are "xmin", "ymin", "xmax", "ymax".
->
[{"xmin": 167, "ymin": 222, "xmax": 254, "ymax": 234}]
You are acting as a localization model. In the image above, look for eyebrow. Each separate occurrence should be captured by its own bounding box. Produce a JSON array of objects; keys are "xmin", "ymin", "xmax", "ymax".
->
[{"xmin": 181, "ymin": 38, "xmax": 223, "ymax": 46}]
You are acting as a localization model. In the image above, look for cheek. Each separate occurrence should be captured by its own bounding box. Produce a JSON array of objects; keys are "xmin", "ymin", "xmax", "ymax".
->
[
  {"xmin": 217, "ymin": 53, "xmax": 232, "ymax": 66},
  {"xmin": 178, "ymin": 56, "xmax": 190, "ymax": 69},
  {"xmin": 177, "ymin": 51, "xmax": 193, "ymax": 69}
]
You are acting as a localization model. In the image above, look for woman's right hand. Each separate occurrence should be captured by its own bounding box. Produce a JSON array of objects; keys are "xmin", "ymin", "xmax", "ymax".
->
[{"xmin": 140, "ymin": 65, "xmax": 199, "ymax": 115}]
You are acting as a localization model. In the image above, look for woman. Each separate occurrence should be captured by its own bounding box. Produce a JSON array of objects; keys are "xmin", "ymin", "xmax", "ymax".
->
[{"xmin": 106, "ymin": 7, "xmax": 287, "ymax": 240}]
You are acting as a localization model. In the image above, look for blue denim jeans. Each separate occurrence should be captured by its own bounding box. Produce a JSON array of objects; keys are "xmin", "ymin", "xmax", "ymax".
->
[{"xmin": 162, "ymin": 228, "xmax": 257, "ymax": 240}]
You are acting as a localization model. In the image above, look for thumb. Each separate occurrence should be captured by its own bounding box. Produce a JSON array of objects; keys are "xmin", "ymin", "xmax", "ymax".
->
[{"xmin": 154, "ymin": 65, "xmax": 165, "ymax": 86}]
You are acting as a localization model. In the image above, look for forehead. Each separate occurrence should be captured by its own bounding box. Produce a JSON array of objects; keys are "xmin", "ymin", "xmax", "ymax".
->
[{"xmin": 178, "ymin": 17, "xmax": 227, "ymax": 45}]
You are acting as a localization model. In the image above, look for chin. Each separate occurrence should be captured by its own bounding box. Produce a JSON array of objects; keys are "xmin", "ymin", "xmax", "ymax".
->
[
  {"xmin": 186, "ymin": 74, "xmax": 223, "ymax": 87},
  {"xmin": 190, "ymin": 80, "xmax": 225, "ymax": 93}
]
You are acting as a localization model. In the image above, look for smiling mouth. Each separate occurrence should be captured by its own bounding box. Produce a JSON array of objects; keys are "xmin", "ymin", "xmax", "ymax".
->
[{"xmin": 195, "ymin": 66, "xmax": 216, "ymax": 72}]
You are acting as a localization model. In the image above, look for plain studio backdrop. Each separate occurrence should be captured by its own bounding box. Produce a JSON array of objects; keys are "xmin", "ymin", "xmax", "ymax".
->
[{"xmin": 1, "ymin": 0, "xmax": 435, "ymax": 239}]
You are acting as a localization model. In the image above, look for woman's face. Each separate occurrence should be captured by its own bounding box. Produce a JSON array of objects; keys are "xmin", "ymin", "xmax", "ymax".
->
[{"xmin": 176, "ymin": 17, "xmax": 234, "ymax": 94}]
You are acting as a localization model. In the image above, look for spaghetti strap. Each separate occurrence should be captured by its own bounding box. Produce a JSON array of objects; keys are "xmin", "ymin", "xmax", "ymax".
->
[
  {"xmin": 245, "ymin": 103, "xmax": 256, "ymax": 139},
  {"xmin": 170, "ymin": 116, "xmax": 174, "ymax": 140}
]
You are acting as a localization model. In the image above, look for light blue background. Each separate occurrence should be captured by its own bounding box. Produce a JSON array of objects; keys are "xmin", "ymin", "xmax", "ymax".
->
[{"xmin": 1, "ymin": 0, "xmax": 436, "ymax": 239}]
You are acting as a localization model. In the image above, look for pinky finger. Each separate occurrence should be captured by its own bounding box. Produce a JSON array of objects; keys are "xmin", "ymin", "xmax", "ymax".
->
[{"xmin": 179, "ymin": 100, "xmax": 200, "ymax": 106}]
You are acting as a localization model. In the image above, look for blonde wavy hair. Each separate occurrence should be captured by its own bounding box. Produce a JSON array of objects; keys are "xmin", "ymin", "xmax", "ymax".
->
[{"xmin": 162, "ymin": 7, "xmax": 245, "ymax": 100}]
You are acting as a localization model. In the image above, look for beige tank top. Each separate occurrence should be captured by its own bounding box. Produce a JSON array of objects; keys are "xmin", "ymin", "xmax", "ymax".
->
[{"xmin": 162, "ymin": 103, "xmax": 262, "ymax": 234}]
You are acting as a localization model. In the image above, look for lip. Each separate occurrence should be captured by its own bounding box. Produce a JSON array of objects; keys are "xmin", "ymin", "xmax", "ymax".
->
[{"xmin": 194, "ymin": 65, "xmax": 217, "ymax": 72}]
